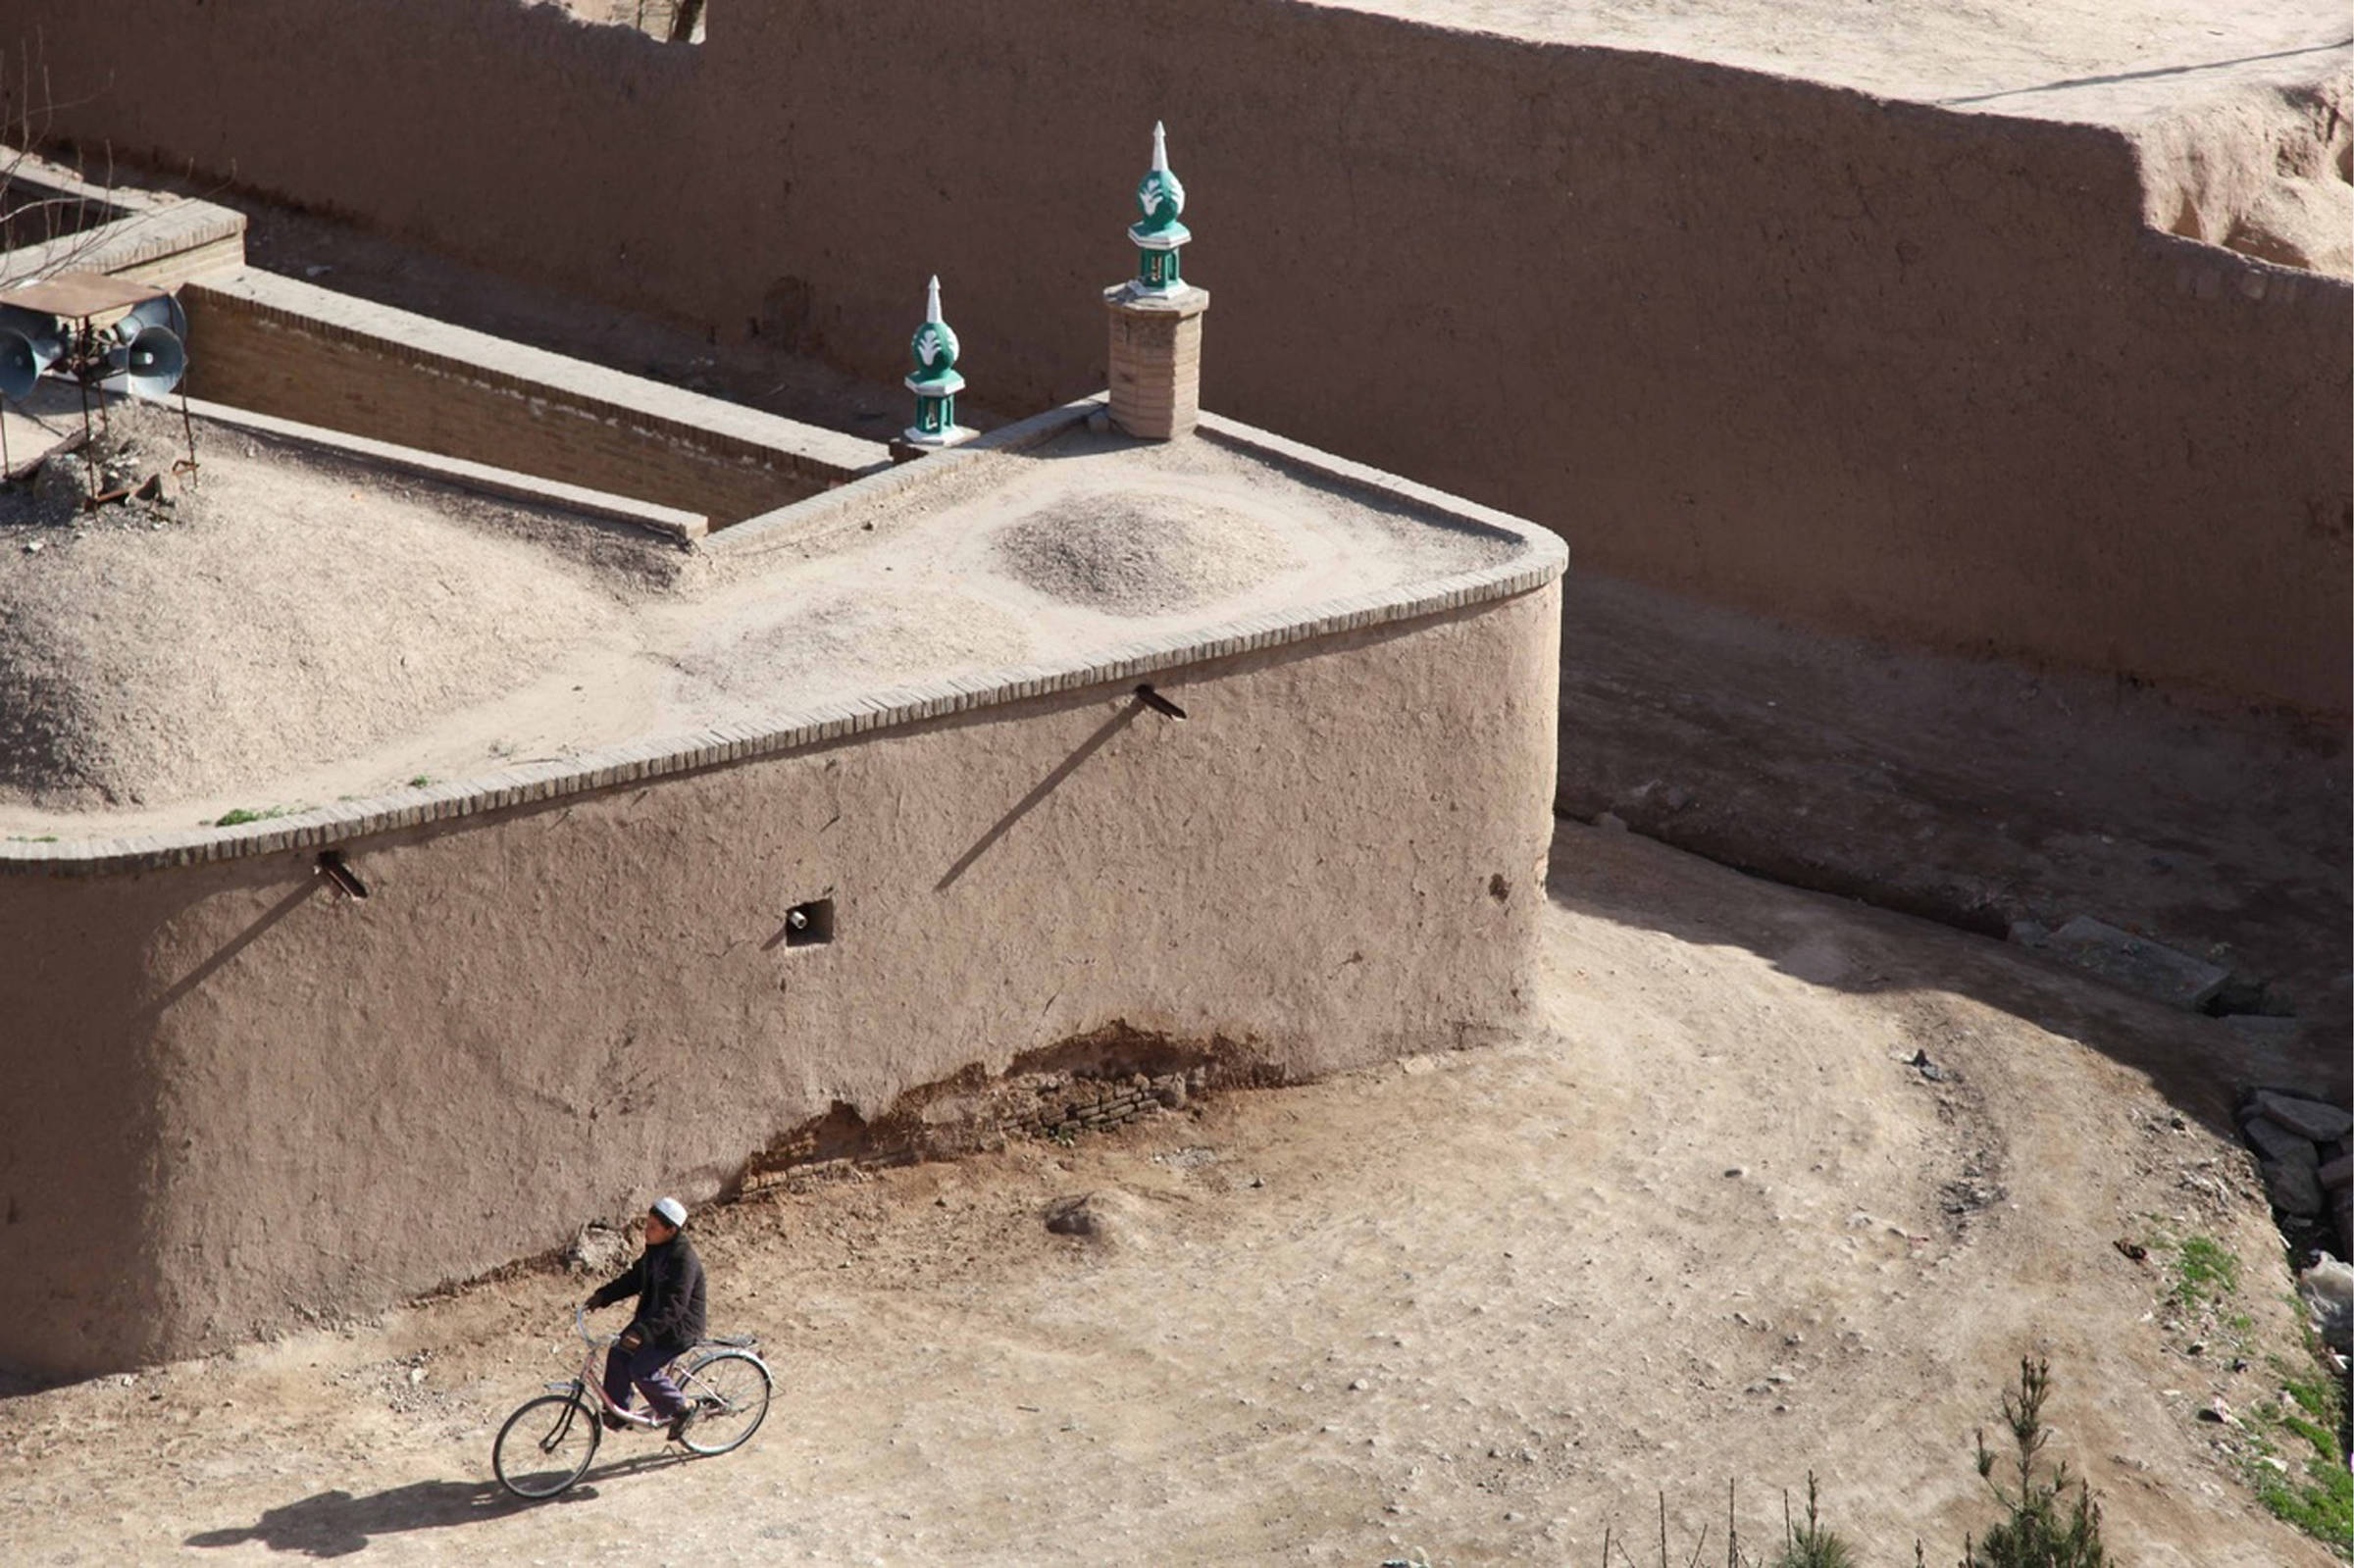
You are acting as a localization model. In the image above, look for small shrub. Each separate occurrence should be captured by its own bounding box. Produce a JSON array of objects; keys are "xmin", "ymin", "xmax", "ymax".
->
[
  {"xmin": 1771, "ymin": 1473, "xmax": 1858, "ymax": 1568},
  {"xmin": 1965, "ymin": 1357, "xmax": 2109, "ymax": 1568}
]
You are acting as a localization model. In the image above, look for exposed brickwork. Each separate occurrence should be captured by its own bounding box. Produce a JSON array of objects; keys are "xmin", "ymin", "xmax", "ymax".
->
[
  {"xmin": 183, "ymin": 270, "xmax": 889, "ymax": 525},
  {"xmin": 1105, "ymin": 284, "xmax": 1209, "ymax": 440}
]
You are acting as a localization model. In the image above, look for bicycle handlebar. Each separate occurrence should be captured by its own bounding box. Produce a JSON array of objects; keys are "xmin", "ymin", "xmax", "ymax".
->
[{"xmin": 574, "ymin": 1302, "xmax": 618, "ymax": 1349}]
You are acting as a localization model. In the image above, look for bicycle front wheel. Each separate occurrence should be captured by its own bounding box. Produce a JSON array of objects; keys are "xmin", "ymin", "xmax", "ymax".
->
[
  {"xmin": 676, "ymin": 1350, "xmax": 771, "ymax": 1456},
  {"xmin": 493, "ymin": 1391, "xmax": 601, "ymax": 1498}
]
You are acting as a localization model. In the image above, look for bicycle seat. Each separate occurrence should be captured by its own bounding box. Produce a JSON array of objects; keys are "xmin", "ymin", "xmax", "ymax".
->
[{"xmin": 698, "ymin": 1333, "xmax": 757, "ymax": 1348}]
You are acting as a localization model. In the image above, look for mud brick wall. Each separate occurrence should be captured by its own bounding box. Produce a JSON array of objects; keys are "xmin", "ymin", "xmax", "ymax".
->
[{"xmin": 5, "ymin": 0, "xmax": 2345, "ymax": 708}]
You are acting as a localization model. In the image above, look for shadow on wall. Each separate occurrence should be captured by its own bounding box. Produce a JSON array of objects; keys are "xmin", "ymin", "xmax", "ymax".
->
[{"xmin": 1541, "ymin": 821, "xmax": 2340, "ymax": 1155}]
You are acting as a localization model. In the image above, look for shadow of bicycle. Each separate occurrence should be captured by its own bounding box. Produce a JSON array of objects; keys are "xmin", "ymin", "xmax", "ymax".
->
[{"xmin": 184, "ymin": 1454, "xmax": 689, "ymax": 1557}]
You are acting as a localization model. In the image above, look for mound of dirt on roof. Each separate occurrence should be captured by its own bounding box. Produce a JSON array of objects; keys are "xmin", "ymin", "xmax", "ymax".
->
[
  {"xmin": 671, "ymin": 585, "xmax": 1033, "ymax": 717},
  {"xmin": 0, "ymin": 419, "xmax": 629, "ymax": 810},
  {"xmin": 992, "ymin": 490, "xmax": 1299, "ymax": 616}
]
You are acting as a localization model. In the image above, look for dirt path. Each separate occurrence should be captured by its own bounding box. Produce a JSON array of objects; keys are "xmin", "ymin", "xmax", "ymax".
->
[{"xmin": 2, "ymin": 826, "xmax": 2333, "ymax": 1565}]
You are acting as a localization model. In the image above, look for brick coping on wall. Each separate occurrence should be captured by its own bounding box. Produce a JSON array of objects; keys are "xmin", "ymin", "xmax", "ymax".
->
[
  {"xmin": 0, "ymin": 399, "xmax": 1566, "ymax": 876},
  {"xmin": 0, "ymin": 148, "xmax": 248, "ymax": 291}
]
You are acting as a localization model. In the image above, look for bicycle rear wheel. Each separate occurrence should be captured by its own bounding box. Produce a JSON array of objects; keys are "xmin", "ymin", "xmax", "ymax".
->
[
  {"xmin": 676, "ymin": 1350, "xmax": 771, "ymax": 1455},
  {"xmin": 493, "ymin": 1391, "xmax": 601, "ymax": 1498}
]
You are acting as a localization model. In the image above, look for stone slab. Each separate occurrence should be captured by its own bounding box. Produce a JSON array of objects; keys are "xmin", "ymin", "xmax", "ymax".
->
[
  {"xmin": 2244, "ymin": 1114, "xmax": 2324, "ymax": 1167},
  {"xmin": 2253, "ymin": 1089, "xmax": 2354, "ymax": 1142},
  {"xmin": 2032, "ymin": 915, "xmax": 2229, "ymax": 1011}
]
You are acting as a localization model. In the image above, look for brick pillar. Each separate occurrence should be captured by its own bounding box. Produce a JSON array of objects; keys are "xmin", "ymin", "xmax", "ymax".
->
[{"xmin": 1103, "ymin": 281, "xmax": 1210, "ymax": 440}]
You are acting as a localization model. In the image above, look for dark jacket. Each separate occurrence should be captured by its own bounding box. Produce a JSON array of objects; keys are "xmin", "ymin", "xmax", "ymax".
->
[{"xmin": 588, "ymin": 1234, "xmax": 707, "ymax": 1353}]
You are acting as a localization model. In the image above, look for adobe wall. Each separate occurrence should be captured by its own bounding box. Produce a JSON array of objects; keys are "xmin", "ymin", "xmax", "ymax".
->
[
  {"xmin": 0, "ymin": 582, "xmax": 1561, "ymax": 1377},
  {"xmin": 4, "ymin": 1, "xmax": 2342, "ymax": 710}
]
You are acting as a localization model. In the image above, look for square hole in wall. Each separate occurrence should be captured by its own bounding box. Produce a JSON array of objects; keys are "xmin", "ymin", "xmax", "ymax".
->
[{"xmin": 784, "ymin": 898, "xmax": 835, "ymax": 948}]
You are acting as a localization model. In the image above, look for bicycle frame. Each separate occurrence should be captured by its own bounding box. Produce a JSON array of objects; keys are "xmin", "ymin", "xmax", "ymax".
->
[{"xmin": 553, "ymin": 1304, "xmax": 677, "ymax": 1429}]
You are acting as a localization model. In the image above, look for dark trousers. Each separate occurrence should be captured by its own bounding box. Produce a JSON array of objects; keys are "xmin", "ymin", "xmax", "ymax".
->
[{"xmin": 602, "ymin": 1338, "xmax": 687, "ymax": 1420}]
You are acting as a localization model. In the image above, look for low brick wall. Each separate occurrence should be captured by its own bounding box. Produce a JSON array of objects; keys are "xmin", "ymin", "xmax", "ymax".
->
[
  {"xmin": 183, "ymin": 268, "xmax": 890, "ymax": 525},
  {"xmin": 0, "ymin": 150, "xmax": 247, "ymax": 290}
]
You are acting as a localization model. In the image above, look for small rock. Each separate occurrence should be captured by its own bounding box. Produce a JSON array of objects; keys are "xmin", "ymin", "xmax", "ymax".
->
[
  {"xmin": 1044, "ymin": 1195, "xmax": 1100, "ymax": 1237},
  {"xmin": 1723, "ymin": 1167, "xmax": 1746, "ymax": 1179},
  {"xmin": 1085, "ymin": 409, "xmax": 1111, "ymax": 434},
  {"xmin": 2195, "ymin": 1397, "xmax": 2235, "ymax": 1425},
  {"xmin": 2253, "ymin": 1090, "xmax": 2353, "ymax": 1143},
  {"xmin": 22, "ymin": 539, "xmax": 40, "ymax": 554}
]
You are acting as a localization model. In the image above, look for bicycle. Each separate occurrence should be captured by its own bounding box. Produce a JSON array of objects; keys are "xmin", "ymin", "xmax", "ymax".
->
[{"xmin": 491, "ymin": 1304, "xmax": 774, "ymax": 1499}]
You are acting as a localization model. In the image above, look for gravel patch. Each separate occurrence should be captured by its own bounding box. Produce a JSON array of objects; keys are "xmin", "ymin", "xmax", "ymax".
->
[{"xmin": 991, "ymin": 489, "xmax": 1300, "ymax": 617}]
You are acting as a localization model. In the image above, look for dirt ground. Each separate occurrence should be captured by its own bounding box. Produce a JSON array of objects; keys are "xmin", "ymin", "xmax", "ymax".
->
[
  {"xmin": 1, "ymin": 824, "xmax": 2336, "ymax": 1565},
  {"xmin": 1556, "ymin": 572, "xmax": 2353, "ymax": 1084}
]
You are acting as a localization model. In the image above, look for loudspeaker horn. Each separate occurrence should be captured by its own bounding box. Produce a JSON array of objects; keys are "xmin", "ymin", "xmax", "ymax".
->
[
  {"xmin": 109, "ymin": 292, "xmax": 187, "ymax": 345},
  {"xmin": 0, "ymin": 329, "xmax": 43, "ymax": 400},
  {"xmin": 0, "ymin": 304, "xmax": 64, "ymax": 398},
  {"xmin": 105, "ymin": 325, "xmax": 187, "ymax": 401}
]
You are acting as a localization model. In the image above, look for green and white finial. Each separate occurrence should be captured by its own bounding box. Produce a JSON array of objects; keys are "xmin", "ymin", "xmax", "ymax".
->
[
  {"xmin": 1128, "ymin": 121, "xmax": 1192, "ymax": 293},
  {"xmin": 904, "ymin": 275, "xmax": 970, "ymax": 446}
]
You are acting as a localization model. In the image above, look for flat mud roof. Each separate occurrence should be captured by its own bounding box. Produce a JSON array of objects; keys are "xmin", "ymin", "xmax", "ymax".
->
[{"xmin": 0, "ymin": 399, "xmax": 1563, "ymax": 863}]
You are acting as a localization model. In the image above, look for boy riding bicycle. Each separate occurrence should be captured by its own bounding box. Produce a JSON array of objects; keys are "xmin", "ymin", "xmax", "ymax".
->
[{"xmin": 585, "ymin": 1196, "xmax": 707, "ymax": 1441}]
